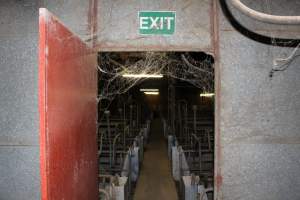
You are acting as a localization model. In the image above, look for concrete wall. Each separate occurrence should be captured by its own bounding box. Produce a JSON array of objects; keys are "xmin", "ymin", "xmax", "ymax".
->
[
  {"xmin": 0, "ymin": 1, "xmax": 92, "ymax": 199},
  {"xmin": 217, "ymin": 1, "xmax": 300, "ymax": 199},
  {"xmin": 0, "ymin": 1, "xmax": 40, "ymax": 199},
  {"xmin": 97, "ymin": 0, "xmax": 213, "ymax": 52},
  {"xmin": 44, "ymin": 0, "xmax": 93, "ymax": 42},
  {"xmin": 1, "ymin": 0, "xmax": 299, "ymax": 199}
]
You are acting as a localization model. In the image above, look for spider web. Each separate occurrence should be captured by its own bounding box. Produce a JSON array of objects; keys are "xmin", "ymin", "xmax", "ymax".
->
[
  {"xmin": 260, "ymin": 0, "xmax": 300, "ymax": 77},
  {"xmin": 98, "ymin": 52, "xmax": 214, "ymax": 102}
]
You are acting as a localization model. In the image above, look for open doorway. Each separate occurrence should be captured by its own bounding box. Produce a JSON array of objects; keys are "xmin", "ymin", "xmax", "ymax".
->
[
  {"xmin": 38, "ymin": 9, "xmax": 217, "ymax": 200},
  {"xmin": 97, "ymin": 52, "xmax": 215, "ymax": 200}
]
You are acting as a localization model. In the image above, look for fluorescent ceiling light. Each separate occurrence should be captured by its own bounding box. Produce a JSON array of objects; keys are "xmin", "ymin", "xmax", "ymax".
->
[
  {"xmin": 140, "ymin": 88, "xmax": 159, "ymax": 92},
  {"xmin": 200, "ymin": 93, "xmax": 214, "ymax": 97},
  {"xmin": 122, "ymin": 74, "xmax": 163, "ymax": 78},
  {"xmin": 144, "ymin": 92, "xmax": 159, "ymax": 95}
]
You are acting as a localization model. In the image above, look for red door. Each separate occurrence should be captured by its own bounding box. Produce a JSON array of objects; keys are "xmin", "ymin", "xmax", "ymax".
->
[{"xmin": 39, "ymin": 8, "xmax": 98, "ymax": 200}]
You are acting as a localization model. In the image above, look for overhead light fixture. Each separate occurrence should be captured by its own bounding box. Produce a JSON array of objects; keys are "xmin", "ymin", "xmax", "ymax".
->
[
  {"xmin": 144, "ymin": 92, "xmax": 159, "ymax": 95},
  {"xmin": 200, "ymin": 93, "xmax": 214, "ymax": 97},
  {"xmin": 122, "ymin": 74, "xmax": 163, "ymax": 78},
  {"xmin": 140, "ymin": 88, "xmax": 159, "ymax": 92}
]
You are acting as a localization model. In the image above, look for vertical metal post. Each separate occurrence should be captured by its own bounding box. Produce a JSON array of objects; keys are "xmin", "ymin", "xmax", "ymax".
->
[
  {"xmin": 129, "ymin": 105, "xmax": 133, "ymax": 136},
  {"xmin": 198, "ymin": 137, "xmax": 202, "ymax": 175},
  {"xmin": 184, "ymin": 103, "xmax": 188, "ymax": 141},
  {"xmin": 192, "ymin": 105, "xmax": 197, "ymax": 134},
  {"xmin": 168, "ymin": 78, "xmax": 175, "ymax": 134},
  {"xmin": 178, "ymin": 103, "xmax": 182, "ymax": 139},
  {"xmin": 128, "ymin": 150, "xmax": 132, "ymax": 198},
  {"xmin": 123, "ymin": 103, "xmax": 126, "ymax": 151},
  {"xmin": 136, "ymin": 104, "xmax": 139, "ymax": 129},
  {"xmin": 207, "ymin": 129, "xmax": 212, "ymax": 152},
  {"xmin": 104, "ymin": 110, "xmax": 112, "ymax": 169},
  {"xmin": 118, "ymin": 108, "xmax": 122, "ymax": 120}
]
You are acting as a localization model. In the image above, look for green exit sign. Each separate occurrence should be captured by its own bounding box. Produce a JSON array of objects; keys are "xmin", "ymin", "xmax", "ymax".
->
[{"xmin": 139, "ymin": 11, "xmax": 176, "ymax": 35}]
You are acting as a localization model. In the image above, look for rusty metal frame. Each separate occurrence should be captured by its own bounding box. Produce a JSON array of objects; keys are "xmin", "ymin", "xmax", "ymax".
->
[
  {"xmin": 88, "ymin": 0, "xmax": 98, "ymax": 47},
  {"xmin": 212, "ymin": 0, "xmax": 221, "ymax": 200}
]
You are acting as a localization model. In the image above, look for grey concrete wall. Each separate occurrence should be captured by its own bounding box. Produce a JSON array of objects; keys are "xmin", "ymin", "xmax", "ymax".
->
[
  {"xmin": 44, "ymin": 0, "xmax": 92, "ymax": 42},
  {"xmin": 0, "ymin": 1, "xmax": 91, "ymax": 199},
  {"xmin": 1, "ymin": 0, "xmax": 299, "ymax": 199},
  {"xmin": 97, "ymin": 0, "xmax": 213, "ymax": 52},
  {"xmin": 0, "ymin": 1, "xmax": 40, "ymax": 199},
  {"xmin": 217, "ymin": 0, "xmax": 300, "ymax": 199}
]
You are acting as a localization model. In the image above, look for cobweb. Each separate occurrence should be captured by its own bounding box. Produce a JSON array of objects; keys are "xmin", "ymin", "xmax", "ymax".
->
[
  {"xmin": 95, "ymin": 2, "xmax": 300, "ymax": 110},
  {"xmin": 260, "ymin": 0, "xmax": 300, "ymax": 77},
  {"xmin": 97, "ymin": 52, "xmax": 214, "ymax": 102}
]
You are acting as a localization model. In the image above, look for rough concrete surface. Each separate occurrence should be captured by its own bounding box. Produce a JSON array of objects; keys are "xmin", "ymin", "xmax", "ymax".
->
[{"xmin": 217, "ymin": 1, "xmax": 300, "ymax": 199}]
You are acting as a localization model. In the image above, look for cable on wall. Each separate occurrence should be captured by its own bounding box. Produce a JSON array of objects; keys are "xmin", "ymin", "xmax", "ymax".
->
[{"xmin": 230, "ymin": 0, "xmax": 300, "ymax": 25}]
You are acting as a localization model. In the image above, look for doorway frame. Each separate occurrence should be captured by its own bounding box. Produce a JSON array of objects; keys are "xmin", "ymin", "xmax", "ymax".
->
[{"xmin": 95, "ymin": 1, "xmax": 221, "ymax": 199}]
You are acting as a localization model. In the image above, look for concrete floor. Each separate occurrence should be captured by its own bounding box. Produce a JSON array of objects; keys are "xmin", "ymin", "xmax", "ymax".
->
[{"xmin": 134, "ymin": 118, "xmax": 178, "ymax": 200}]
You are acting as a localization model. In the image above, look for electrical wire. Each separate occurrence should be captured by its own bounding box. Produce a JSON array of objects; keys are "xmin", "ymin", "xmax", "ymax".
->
[{"xmin": 230, "ymin": 0, "xmax": 300, "ymax": 25}]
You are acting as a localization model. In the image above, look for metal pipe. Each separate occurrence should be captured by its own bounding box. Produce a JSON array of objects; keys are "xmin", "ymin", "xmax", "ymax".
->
[
  {"xmin": 207, "ymin": 130, "xmax": 212, "ymax": 152},
  {"xmin": 130, "ymin": 105, "xmax": 133, "ymax": 135},
  {"xmin": 123, "ymin": 103, "xmax": 126, "ymax": 151},
  {"xmin": 98, "ymin": 124, "xmax": 104, "ymax": 156},
  {"xmin": 177, "ymin": 104, "xmax": 182, "ymax": 139},
  {"xmin": 230, "ymin": 0, "xmax": 300, "ymax": 25},
  {"xmin": 192, "ymin": 105, "xmax": 197, "ymax": 134},
  {"xmin": 179, "ymin": 147, "xmax": 183, "ymax": 178},
  {"xmin": 199, "ymin": 187, "xmax": 213, "ymax": 200},
  {"xmin": 137, "ymin": 104, "xmax": 139, "ymax": 129},
  {"xmin": 184, "ymin": 104, "xmax": 188, "ymax": 139},
  {"xmin": 128, "ymin": 149, "xmax": 132, "ymax": 196},
  {"xmin": 192, "ymin": 134, "xmax": 202, "ymax": 173},
  {"xmin": 118, "ymin": 108, "xmax": 122, "ymax": 120},
  {"xmin": 104, "ymin": 110, "xmax": 112, "ymax": 169},
  {"xmin": 169, "ymin": 83, "xmax": 176, "ymax": 133},
  {"xmin": 112, "ymin": 133, "xmax": 121, "ymax": 166},
  {"xmin": 99, "ymin": 188, "xmax": 111, "ymax": 200},
  {"xmin": 123, "ymin": 126, "xmax": 129, "ymax": 152}
]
